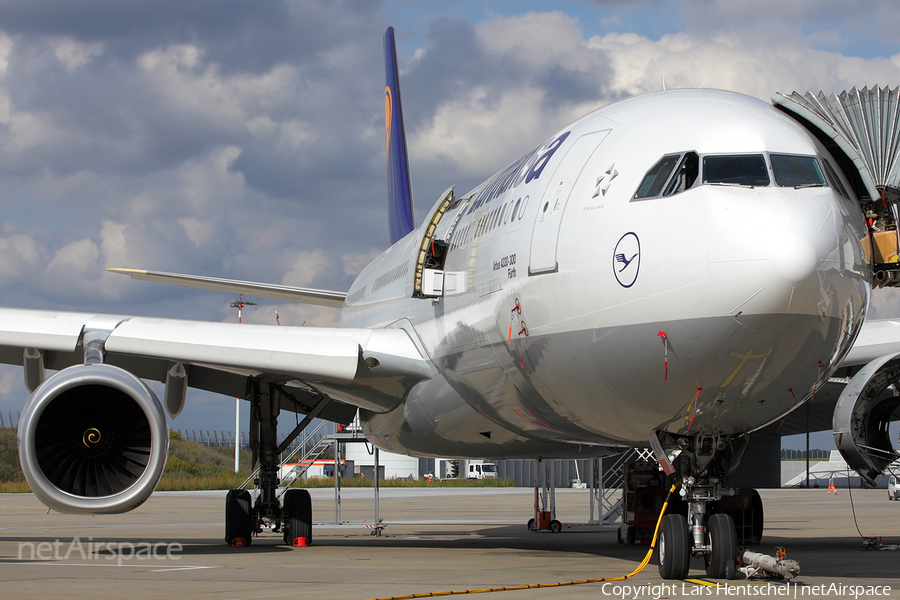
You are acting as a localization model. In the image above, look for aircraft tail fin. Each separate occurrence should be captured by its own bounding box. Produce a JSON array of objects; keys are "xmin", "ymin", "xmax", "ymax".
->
[{"xmin": 384, "ymin": 26, "xmax": 415, "ymax": 245}]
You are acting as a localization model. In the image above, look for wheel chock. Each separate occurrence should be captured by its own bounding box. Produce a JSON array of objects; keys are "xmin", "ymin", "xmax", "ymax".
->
[
  {"xmin": 230, "ymin": 537, "xmax": 249, "ymax": 548},
  {"xmin": 292, "ymin": 537, "xmax": 310, "ymax": 547}
]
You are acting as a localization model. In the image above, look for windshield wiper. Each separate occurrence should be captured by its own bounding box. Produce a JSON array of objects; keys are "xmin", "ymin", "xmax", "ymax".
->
[
  {"xmin": 793, "ymin": 183, "xmax": 826, "ymax": 189},
  {"xmin": 707, "ymin": 182, "xmax": 756, "ymax": 189}
]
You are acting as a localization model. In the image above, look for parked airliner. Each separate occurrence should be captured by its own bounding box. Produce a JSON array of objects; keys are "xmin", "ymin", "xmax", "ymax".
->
[{"xmin": 1, "ymin": 27, "xmax": 898, "ymax": 580}]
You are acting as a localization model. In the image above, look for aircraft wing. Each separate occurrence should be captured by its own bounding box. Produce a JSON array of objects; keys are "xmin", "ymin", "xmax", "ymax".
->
[
  {"xmin": 106, "ymin": 268, "xmax": 347, "ymax": 308},
  {"xmin": 841, "ymin": 318, "xmax": 900, "ymax": 367},
  {"xmin": 0, "ymin": 307, "xmax": 433, "ymax": 422}
]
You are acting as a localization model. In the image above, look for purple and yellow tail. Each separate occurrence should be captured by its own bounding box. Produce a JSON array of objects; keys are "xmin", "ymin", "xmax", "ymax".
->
[{"xmin": 384, "ymin": 26, "xmax": 415, "ymax": 245}]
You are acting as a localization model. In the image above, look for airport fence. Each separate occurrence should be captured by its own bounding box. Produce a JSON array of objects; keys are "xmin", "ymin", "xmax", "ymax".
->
[
  {"xmin": 780, "ymin": 449, "xmax": 831, "ymax": 460},
  {"xmin": 172, "ymin": 429, "xmax": 307, "ymax": 454},
  {"xmin": 0, "ymin": 411, "xmax": 19, "ymax": 428}
]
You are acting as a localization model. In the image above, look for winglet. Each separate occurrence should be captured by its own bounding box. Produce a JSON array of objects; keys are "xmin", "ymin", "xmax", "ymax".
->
[{"xmin": 384, "ymin": 26, "xmax": 415, "ymax": 245}]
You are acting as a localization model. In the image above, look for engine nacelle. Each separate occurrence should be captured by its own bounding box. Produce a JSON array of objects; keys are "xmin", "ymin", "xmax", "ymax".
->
[
  {"xmin": 833, "ymin": 353, "xmax": 900, "ymax": 487},
  {"xmin": 18, "ymin": 364, "xmax": 169, "ymax": 514}
]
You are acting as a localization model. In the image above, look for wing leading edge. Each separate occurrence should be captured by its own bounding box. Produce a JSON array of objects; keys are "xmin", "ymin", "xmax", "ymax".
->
[
  {"xmin": 0, "ymin": 307, "xmax": 433, "ymax": 418},
  {"xmin": 840, "ymin": 318, "xmax": 900, "ymax": 366},
  {"xmin": 107, "ymin": 268, "xmax": 347, "ymax": 308}
]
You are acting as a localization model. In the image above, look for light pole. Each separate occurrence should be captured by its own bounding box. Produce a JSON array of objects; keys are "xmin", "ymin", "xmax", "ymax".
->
[{"xmin": 230, "ymin": 295, "xmax": 256, "ymax": 473}]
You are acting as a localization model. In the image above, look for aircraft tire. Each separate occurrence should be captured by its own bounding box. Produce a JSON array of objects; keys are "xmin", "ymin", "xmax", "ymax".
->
[
  {"xmin": 225, "ymin": 489, "xmax": 253, "ymax": 547},
  {"xmin": 283, "ymin": 489, "xmax": 312, "ymax": 546},
  {"xmin": 749, "ymin": 488, "xmax": 764, "ymax": 543},
  {"xmin": 705, "ymin": 513, "xmax": 737, "ymax": 579},
  {"xmin": 658, "ymin": 514, "xmax": 690, "ymax": 580},
  {"xmin": 626, "ymin": 525, "xmax": 636, "ymax": 544}
]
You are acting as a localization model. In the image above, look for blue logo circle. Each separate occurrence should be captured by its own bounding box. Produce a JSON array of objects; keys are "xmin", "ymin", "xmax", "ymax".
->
[{"xmin": 613, "ymin": 232, "xmax": 640, "ymax": 288}]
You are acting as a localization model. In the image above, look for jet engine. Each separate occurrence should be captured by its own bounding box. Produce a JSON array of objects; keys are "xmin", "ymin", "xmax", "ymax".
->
[
  {"xmin": 833, "ymin": 353, "xmax": 900, "ymax": 486},
  {"xmin": 17, "ymin": 364, "xmax": 169, "ymax": 514}
]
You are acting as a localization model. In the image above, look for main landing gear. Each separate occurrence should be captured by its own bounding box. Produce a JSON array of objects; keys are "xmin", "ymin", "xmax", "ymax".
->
[
  {"xmin": 224, "ymin": 380, "xmax": 318, "ymax": 548},
  {"xmin": 654, "ymin": 432, "xmax": 752, "ymax": 580}
]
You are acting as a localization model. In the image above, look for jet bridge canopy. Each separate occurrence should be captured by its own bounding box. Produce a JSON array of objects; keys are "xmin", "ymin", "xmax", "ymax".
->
[{"xmin": 773, "ymin": 86, "xmax": 900, "ymax": 287}]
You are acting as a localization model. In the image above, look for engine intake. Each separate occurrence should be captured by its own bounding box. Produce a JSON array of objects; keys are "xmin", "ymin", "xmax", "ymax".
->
[
  {"xmin": 833, "ymin": 353, "xmax": 900, "ymax": 486},
  {"xmin": 18, "ymin": 364, "xmax": 169, "ymax": 514}
]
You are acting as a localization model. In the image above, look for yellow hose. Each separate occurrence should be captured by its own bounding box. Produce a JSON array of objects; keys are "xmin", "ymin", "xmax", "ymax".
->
[{"xmin": 368, "ymin": 482, "xmax": 681, "ymax": 600}]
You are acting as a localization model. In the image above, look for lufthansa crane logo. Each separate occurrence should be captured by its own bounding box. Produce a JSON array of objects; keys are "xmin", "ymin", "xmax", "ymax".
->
[
  {"xmin": 384, "ymin": 86, "xmax": 392, "ymax": 156},
  {"xmin": 613, "ymin": 232, "xmax": 640, "ymax": 288}
]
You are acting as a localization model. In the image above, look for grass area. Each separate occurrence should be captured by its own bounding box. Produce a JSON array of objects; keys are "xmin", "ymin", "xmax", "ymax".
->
[
  {"xmin": 0, "ymin": 427, "xmax": 27, "ymax": 493},
  {"xmin": 0, "ymin": 427, "xmax": 513, "ymax": 492},
  {"xmin": 156, "ymin": 430, "xmax": 254, "ymax": 491}
]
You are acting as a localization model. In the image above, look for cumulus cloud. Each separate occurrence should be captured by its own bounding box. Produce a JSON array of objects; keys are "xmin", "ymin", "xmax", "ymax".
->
[
  {"xmin": 587, "ymin": 31, "xmax": 900, "ymax": 101},
  {"xmin": 0, "ymin": 232, "xmax": 42, "ymax": 284},
  {"xmin": 51, "ymin": 37, "xmax": 104, "ymax": 70},
  {"xmin": 280, "ymin": 248, "xmax": 332, "ymax": 287},
  {"xmin": 343, "ymin": 248, "xmax": 382, "ymax": 277},
  {"xmin": 4, "ymin": 1, "xmax": 900, "ymax": 434}
]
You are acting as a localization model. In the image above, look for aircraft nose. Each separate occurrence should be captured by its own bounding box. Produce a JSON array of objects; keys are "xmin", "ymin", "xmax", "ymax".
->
[{"xmin": 708, "ymin": 189, "xmax": 870, "ymax": 322}]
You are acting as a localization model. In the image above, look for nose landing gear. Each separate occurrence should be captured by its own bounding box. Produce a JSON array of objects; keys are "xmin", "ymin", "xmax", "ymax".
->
[{"xmin": 653, "ymin": 432, "xmax": 749, "ymax": 580}]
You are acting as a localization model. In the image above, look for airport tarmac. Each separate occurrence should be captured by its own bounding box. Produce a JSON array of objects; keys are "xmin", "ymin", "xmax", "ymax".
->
[{"xmin": 1, "ymin": 487, "xmax": 898, "ymax": 599}]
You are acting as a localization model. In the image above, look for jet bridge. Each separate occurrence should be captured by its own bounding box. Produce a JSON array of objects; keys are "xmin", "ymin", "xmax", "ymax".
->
[
  {"xmin": 774, "ymin": 87, "xmax": 900, "ymax": 486},
  {"xmin": 773, "ymin": 86, "xmax": 900, "ymax": 287}
]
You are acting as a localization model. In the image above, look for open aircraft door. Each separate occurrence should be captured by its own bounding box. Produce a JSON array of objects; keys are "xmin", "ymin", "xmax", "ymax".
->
[{"xmin": 529, "ymin": 130, "xmax": 610, "ymax": 275}]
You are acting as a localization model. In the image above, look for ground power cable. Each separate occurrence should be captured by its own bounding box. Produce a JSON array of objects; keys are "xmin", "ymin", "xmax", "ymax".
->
[
  {"xmin": 846, "ymin": 467, "xmax": 867, "ymax": 542},
  {"xmin": 846, "ymin": 466, "xmax": 899, "ymax": 550},
  {"xmin": 366, "ymin": 481, "xmax": 681, "ymax": 600}
]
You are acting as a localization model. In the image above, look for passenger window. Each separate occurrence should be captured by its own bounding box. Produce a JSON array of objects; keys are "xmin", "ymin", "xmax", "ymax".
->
[
  {"xmin": 771, "ymin": 154, "xmax": 825, "ymax": 188},
  {"xmin": 703, "ymin": 154, "xmax": 769, "ymax": 187},
  {"xmin": 664, "ymin": 152, "xmax": 699, "ymax": 196},
  {"xmin": 821, "ymin": 159, "xmax": 851, "ymax": 200},
  {"xmin": 634, "ymin": 155, "xmax": 680, "ymax": 199}
]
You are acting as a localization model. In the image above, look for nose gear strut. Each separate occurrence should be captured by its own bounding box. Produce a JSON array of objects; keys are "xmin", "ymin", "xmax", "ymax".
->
[{"xmin": 653, "ymin": 431, "xmax": 752, "ymax": 580}]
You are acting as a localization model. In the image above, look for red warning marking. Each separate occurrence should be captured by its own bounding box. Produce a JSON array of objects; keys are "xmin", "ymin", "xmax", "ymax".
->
[
  {"xmin": 686, "ymin": 388, "xmax": 702, "ymax": 431},
  {"xmin": 658, "ymin": 331, "xmax": 668, "ymax": 380}
]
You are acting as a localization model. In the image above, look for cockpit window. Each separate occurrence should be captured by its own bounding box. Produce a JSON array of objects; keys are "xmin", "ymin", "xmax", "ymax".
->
[
  {"xmin": 634, "ymin": 155, "xmax": 680, "ymax": 199},
  {"xmin": 703, "ymin": 154, "xmax": 769, "ymax": 187},
  {"xmin": 664, "ymin": 152, "xmax": 699, "ymax": 196},
  {"xmin": 821, "ymin": 158, "xmax": 851, "ymax": 200},
  {"xmin": 770, "ymin": 154, "xmax": 825, "ymax": 188}
]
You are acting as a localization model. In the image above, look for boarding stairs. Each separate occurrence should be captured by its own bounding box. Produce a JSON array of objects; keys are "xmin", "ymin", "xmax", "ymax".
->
[
  {"xmin": 588, "ymin": 448, "xmax": 655, "ymax": 525},
  {"xmin": 239, "ymin": 420, "xmax": 332, "ymax": 495}
]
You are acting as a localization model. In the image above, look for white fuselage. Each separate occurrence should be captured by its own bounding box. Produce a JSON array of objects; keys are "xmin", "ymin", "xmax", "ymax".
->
[{"xmin": 340, "ymin": 89, "xmax": 870, "ymax": 459}]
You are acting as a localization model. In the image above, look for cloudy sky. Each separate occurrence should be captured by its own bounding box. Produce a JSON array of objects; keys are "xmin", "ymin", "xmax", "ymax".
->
[{"xmin": 1, "ymin": 0, "xmax": 900, "ymax": 447}]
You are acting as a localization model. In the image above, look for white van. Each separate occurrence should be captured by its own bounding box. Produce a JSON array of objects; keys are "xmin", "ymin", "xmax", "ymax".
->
[
  {"xmin": 467, "ymin": 460, "xmax": 497, "ymax": 480},
  {"xmin": 889, "ymin": 475, "xmax": 899, "ymax": 501}
]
